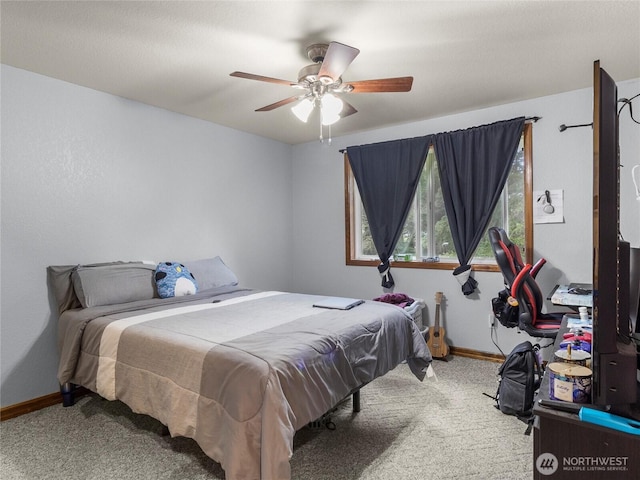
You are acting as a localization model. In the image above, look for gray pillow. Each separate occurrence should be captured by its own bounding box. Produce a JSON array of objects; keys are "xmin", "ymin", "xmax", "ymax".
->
[
  {"xmin": 72, "ymin": 263, "xmax": 157, "ymax": 308},
  {"xmin": 48, "ymin": 261, "xmax": 138, "ymax": 314},
  {"xmin": 183, "ymin": 256, "xmax": 238, "ymax": 291}
]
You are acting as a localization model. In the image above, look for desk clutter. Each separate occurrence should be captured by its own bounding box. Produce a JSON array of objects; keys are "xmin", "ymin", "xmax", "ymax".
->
[
  {"xmin": 547, "ymin": 362, "xmax": 592, "ymax": 404},
  {"xmin": 549, "ymin": 312, "xmax": 593, "ymax": 404},
  {"xmin": 550, "ymin": 283, "xmax": 593, "ymax": 307},
  {"xmin": 537, "ymin": 399, "xmax": 640, "ymax": 436},
  {"xmin": 579, "ymin": 407, "xmax": 640, "ymax": 436},
  {"xmin": 490, "ymin": 311, "xmax": 595, "ymax": 426}
]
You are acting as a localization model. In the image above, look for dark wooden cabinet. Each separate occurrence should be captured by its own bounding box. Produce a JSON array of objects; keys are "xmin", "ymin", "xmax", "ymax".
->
[
  {"xmin": 532, "ymin": 317, "xmax": 640, "ymax": 479},
  {"xmin": 533, "ymin": 405, "xmax": 639, "ymax": 479}
]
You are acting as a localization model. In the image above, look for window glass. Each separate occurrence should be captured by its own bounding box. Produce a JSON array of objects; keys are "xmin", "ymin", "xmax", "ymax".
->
[{"xmin": 346, "ymin": 125, "xmax": 531, "ymax": 271}]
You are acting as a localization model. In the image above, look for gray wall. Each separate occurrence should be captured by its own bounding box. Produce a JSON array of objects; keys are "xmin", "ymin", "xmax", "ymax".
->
[
  {"xmin": 291, "ymin": 78, "xmax": 640, "ymax": 360},
  {"xmin": 1, "ymin": 65, "xmax": 294, "ymax": 407},
  {"xmin": 2, "ymin": 63, "xmax": 638, "ymax": 408}
]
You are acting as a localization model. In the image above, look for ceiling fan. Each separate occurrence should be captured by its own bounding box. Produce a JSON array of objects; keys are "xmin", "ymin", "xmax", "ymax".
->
[{"xmin": 230, "ymin": 41, "xmax": 413, "ymax": 126}]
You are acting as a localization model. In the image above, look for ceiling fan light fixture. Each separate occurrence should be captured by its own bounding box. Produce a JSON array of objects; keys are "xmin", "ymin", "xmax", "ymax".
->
[
  {"xmin": 291, "ymin": 97, "xmax": 314, "ymax": 123},
  {"xmin": 321, "ymin": 93, "xmax": 343, "ymax": 126},
  {"xmin": 231, "ymin": 41, "xmax": 413, "ymax": 132}
]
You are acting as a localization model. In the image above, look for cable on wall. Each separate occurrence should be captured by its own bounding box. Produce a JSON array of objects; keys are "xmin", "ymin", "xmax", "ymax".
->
[{"xmin": 618, "ymin": 93, "xmax": 640, "ymax": 125}]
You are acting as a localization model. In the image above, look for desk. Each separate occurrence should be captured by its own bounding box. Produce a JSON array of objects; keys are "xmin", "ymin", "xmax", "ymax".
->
[
  {"xmin": 549, "ymin": 284, "xmax": 593, "ymax": 308},
  {"xmin": 532, "ymin": 316, "xmax": 640, "ymax": 479}
]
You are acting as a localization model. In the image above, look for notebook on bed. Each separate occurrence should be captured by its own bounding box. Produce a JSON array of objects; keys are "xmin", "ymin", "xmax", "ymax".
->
[{"xmin": 313, "ymin": 297, "xmax": 365, "ymax": 310}]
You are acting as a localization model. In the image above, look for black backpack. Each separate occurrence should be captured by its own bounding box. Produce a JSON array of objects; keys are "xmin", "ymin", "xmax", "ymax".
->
[{"xmin": 494, "ymin": 341, "xmax": 542, "ymax": 432}]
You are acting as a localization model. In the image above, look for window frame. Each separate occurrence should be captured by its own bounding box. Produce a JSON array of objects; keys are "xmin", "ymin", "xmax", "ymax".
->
[{"xmin": 344, "ymin": 123, "xmax": 534, "ymax": 273}]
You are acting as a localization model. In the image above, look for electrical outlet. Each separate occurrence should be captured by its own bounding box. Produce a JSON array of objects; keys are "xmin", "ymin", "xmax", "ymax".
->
[{"xmin": 488, "ymin": 312, "xmax": 495, "ymax": 328}]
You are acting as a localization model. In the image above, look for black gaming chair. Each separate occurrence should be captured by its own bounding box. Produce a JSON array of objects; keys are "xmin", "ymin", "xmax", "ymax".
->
[
  {"xmin": 510, "ymin": 264, "xmax": 563, "ymax": 339},
  {"xmin": 487, "ymin": 227, "xmax": 546, "ymax": 288},
  {"xmin": 488, "ymin": 227, "xmax": 563, "ymax": 339}
]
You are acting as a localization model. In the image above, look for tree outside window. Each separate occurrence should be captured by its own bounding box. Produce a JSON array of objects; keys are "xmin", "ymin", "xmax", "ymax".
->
[{"xmin": 346, "ymin": 124, "xmax": 532, "ymax": 272}]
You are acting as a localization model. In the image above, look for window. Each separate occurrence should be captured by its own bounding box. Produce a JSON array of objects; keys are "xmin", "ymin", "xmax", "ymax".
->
[{"xmin": 345, "ymin": 123, "xmax": 533, "ymax": 272}]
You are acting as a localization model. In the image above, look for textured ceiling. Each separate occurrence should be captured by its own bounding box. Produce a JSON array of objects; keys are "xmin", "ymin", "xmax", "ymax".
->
[{"xmin": 2, "ymin": 1, "xmax": 639, "ymax": 144}]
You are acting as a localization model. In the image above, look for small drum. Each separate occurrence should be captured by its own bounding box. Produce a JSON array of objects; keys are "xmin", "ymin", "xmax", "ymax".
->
[{"xmin": 548, "ymin": 362, "xmax": 592, "ymax": 404}]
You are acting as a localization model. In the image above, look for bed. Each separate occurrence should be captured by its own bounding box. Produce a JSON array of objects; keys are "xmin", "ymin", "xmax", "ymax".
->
[{"xmin": 49, "ymin": 258, "xmax": 432, "ymax": 480}]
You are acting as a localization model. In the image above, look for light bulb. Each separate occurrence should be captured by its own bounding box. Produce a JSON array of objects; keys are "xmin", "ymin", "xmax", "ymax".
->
[
  {"xmin": 321, "ymin": 94, "xmax": 343, "ymax": 126},
  {"xmin": 291, "ymin": 98, "xmax": 314, "ymax": 123}
]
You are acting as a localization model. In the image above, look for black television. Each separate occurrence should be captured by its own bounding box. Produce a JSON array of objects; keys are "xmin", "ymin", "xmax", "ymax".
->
[
  {"xmin": 632, "ymin": 247, "xmax": 640, "ymax": 336},
  {"xmin": 591, "ymin": 60, "xmax": 639, "ymax": 419}
]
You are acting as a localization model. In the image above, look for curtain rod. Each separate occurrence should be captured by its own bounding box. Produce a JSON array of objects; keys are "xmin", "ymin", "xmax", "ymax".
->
[{"xmin": 338, "ymin": 116, "xmax": 541, "ymax": 153}]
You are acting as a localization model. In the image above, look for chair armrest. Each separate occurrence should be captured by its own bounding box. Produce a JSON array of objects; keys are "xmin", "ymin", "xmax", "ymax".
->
[
  {"xmin": 511, "ymin": 263, "xmax": 532, "ymax": 296},
  {"xmin": 531, "ymin": 258, "xmax": 546, "ymax": 278}
]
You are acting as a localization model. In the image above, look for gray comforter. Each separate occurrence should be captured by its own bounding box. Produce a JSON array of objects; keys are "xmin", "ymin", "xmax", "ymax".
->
[{"xmin": 58, "ymin": 288, "xmax": 432, "ymax": 479}]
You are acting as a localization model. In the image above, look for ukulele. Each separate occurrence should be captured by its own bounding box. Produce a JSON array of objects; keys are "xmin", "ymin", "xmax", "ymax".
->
[{"xmin": 426, "ymin": 292, "xmax": 450, "ymax": 359}]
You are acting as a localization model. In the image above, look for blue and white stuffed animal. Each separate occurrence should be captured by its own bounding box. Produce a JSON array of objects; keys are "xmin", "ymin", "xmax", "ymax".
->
[{"xmin": 155, "ymin": 262, "xmax": 198, "ymax": 298}]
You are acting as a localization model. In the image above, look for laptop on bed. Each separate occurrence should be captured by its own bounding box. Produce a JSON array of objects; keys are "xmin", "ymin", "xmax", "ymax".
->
[{"xmin": 313, "ymin": 297, "xmax": 365, "ymax": 310}]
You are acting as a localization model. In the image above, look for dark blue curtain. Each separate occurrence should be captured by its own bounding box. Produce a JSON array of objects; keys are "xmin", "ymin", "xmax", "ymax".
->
[
  {"xmin": 434, "ymin": 117, "xmax": 525, "ymax": 295},
  {"xmin": 347, "ymin": 136, "xmax": 432, "ymax": 289}
]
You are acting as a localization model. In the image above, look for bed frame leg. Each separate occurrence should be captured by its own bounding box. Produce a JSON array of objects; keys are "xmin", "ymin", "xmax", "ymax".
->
[
  {"xmin": 352, "ymin": 389, "xmax": 361, "ymax": 412},
  {"xmin": 61, "ymin": 382, "xmax": 75, "ymax": 407}
]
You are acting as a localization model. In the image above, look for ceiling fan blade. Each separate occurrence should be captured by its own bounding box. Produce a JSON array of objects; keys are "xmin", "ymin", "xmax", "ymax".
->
[
  {"xmin": 230, "ymin": 71, "xmax": 295, "ymax": 87},
  {"xmin": 255, "ymin": 96, "xmax": 301, "ymax": 112},
  {"xmin": 341, "ymin": 99, "xmax": 358, "ymax": 118},
  {"xmin": 346, "ymin": 77, "xmax": 414, "ymax": 93},
  {"xmin": 318, "ymin": 42, "xmax": 360, "ymax": 82}
]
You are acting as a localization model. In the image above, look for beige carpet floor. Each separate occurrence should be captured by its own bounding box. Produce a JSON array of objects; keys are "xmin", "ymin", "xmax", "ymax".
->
[{"xmin": 0, "ymin": 356, "xmax": 532, "ymax": 479}]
